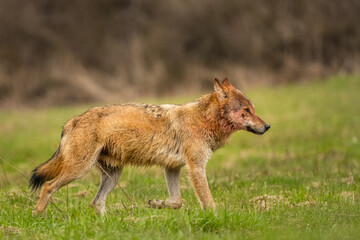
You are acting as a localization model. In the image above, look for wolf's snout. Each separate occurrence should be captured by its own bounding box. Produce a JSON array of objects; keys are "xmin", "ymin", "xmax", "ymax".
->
[{"xmin": 264, "ymin": 124, "xmax": 271, "ymax": 131}]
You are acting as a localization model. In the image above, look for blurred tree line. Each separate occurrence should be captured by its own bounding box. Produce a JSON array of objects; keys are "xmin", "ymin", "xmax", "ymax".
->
[{"xmin": 0, "ymin": 0, "xmax": 359, "ymax": 107}]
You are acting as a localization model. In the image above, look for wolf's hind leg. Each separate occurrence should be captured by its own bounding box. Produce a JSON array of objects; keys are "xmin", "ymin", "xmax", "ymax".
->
[
  {"xmin": 33, "ymin": 163, "xmax": 95, "ymax": 216},
  {"xmin": 148, "ymin": 167, "xmax": 182, "ymax": 209},
  {"xmin": 32, "ymin": 144, "xmax": 102, "ymax": 216},
  {"xmin": 91, "ymin": 164, "xmax": 123, "ymax": 216}
]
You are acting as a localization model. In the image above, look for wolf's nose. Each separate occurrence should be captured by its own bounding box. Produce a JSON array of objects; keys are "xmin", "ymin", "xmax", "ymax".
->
[{"xmin": 264, "ymin": 124, "xmax": 271, "ymax": 131}]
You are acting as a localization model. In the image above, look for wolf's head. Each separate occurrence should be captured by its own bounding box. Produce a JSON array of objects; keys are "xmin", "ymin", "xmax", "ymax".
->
[{"xmin": 214, "ymin": 78, "xmax": 270, "ymax": 135}]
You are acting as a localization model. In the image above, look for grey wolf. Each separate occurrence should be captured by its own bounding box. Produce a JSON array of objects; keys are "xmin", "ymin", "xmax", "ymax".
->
[{"xmin": 29, "ymin": 78, "xmax": 270, "ymax": 215}]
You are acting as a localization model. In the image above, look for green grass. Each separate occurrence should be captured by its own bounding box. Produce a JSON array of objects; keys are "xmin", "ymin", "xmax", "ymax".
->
[{"xmin": 1, "ymin": 75, "xmax": 359, "ymax": 239}]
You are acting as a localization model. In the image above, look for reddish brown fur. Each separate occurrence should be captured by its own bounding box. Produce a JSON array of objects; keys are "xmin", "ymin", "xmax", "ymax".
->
[{"xmin": 30, "ymin": 78, "xmax": 270, "ymax": 215}]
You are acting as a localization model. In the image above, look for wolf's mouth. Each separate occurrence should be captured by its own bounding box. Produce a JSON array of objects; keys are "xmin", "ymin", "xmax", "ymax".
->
[{"xmin": 246, "ymin": 126, "xmax": 265, "ymax": 135}]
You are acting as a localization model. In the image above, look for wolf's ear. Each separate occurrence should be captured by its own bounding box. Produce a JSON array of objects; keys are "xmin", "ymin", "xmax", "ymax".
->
[
  {"xmin": 222, "ymin": 78, "xmax": 234, "ymax": 89},
  {"xmin": 214, "ymin": 78, "xmax": 228, "ymax": 100}
]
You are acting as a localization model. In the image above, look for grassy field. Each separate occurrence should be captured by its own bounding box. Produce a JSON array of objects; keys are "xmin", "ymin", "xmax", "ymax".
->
[{"xmin": 0, "ymin": 76, "xmax": 359, "ymax": 239}]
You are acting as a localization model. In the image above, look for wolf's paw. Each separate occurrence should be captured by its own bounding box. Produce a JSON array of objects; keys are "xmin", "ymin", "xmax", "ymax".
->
[
  {"xmin": 147, "ymin": 199, "xmax": 183, "ymax": 209},
  {"xmin": 32, "ymin": 208, "xmax": 46, "ymax": 217},
  {"xmin": 147, "ymin": 199, "xmax": 165, "ymax": 209},
  {"xmin": 90, "ymin": 201, "xmax": 106, "ymax": 216}
]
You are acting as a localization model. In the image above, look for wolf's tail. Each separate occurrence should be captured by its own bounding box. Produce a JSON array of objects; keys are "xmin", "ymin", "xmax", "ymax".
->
[{"xmin": 29, "ymin": 147, "xmax": 64, "ymax": 191}]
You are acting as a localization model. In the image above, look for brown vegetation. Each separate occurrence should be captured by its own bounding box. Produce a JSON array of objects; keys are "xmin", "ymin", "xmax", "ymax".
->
[{"xmin": 1, "ymin": 0, "xmax": 359, "ymax": 107}]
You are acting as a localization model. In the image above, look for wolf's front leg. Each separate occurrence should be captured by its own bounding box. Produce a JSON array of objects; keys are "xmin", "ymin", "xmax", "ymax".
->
[
  {"xmin": 186, "ymin": 165, "xmax": 215, "ymax": 210},
  {"xmin": 148, "ymin": 167, "xmax": 182, "ymax": 209}
]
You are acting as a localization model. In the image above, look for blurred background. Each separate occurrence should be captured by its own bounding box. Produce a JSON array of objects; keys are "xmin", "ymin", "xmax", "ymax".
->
[{"xmin": 0, "ymin": 0, "xmax": 359, "ymax": 108}]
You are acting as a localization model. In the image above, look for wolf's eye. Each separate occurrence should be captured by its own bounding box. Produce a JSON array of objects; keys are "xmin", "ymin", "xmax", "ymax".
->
[{"xmin": 244, "ymin": 108, "xmax": 250, "ymax": 113}]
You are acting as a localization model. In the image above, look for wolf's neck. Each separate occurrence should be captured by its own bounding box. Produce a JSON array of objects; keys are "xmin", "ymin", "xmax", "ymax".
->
[{"xmin": 195, "ymin": 93, "xmax": 235, "ymax": 151}]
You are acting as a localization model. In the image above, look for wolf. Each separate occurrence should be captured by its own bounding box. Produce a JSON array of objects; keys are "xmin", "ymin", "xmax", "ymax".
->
[{"xmin": 29, "ymin": 78, "xmax": 270, "ymax": 216}]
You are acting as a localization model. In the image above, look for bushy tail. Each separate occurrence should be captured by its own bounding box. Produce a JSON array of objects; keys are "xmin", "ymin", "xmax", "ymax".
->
[{"xmin": 29, "ymin": 148, "xmax": 64, "ymax": 191}]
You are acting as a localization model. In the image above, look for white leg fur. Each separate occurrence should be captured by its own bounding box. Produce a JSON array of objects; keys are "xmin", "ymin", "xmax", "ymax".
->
[
  {"xmin": 92, "ymin": 166, "xmax": 123, "ymax": 216},
  {"xmin": 164, "ymin": 167, "xmax": 182, "ymax": 208}
]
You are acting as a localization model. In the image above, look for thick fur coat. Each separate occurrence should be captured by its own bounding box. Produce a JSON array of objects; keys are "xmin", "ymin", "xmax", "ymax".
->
[{"xmin": 30, "ymin": 78, "xmax": 270, "ymax": 215}]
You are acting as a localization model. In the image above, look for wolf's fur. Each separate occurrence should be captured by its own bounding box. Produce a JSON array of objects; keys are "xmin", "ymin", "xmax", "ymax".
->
[{"xmin": 29, "ymin": 78, "xmax": 270, "ymax": 215}]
